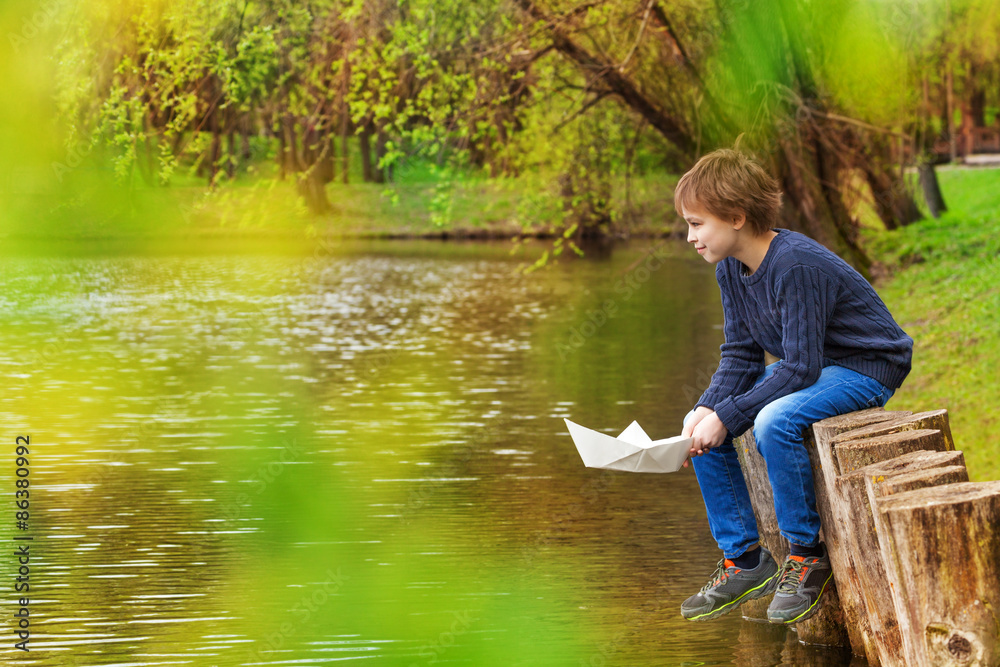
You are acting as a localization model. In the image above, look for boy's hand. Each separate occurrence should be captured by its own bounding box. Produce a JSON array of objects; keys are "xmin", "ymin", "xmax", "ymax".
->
[
  {"xmin": 687, "ymin": 411, "xmax": 728, "ymax": 459},
  {"xmin": 681, "ymin": 406, "xmax": 715, "ymax": 468},
  {"xmin": 681, "ymin": 406, "xmax": 714, "ymax": 438}
]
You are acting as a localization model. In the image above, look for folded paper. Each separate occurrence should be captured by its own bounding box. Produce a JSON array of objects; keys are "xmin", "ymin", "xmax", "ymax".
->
[{"xmin": 564, "ymin": 418, "xmax": 693, "ymax": 473}]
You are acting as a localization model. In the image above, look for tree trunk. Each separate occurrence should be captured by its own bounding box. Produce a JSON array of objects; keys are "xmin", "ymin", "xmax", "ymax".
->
[
  {"xmin": 226, "ymin": 127, "xmax": 237, "ymax": 178},
  {"xmin": 374, "ymin": 126, "xmax": 389, "ymax": 183},
  {"xmin": 340, "ymin": 112, "xmax": 350, "ymax": 184},
  {"xmin": 276, "ymin": 123, "xmax": 288, "ymax": 180},
  {"xmin": 917, "ymin": 162, "xmax": 947, "ymax": 218},
  {"xmin": 241, "ymin": 120, "xmax": 252, "ymax": 164},
  {"xmin": 946, "ymin": 66, "xmax": 957, "ymax": 161},
  {"xmin": 327, "ymin": 133, "xmax": 337, "ymax": 183},
  {"xmin": 881, "ymin": 483, "xmax": 1000, "ymax": 666},
  {"xmin": 209, "ymin": 126, "xmax": 221, "ymax": 183},
  {"xmin": 969, "ymin": 86, "xmax": 986, "ymax": 128},
  {"xmin": 861, "ymin": 154, "xmax": 922, "ymax": 230},
  {"xmin": 773, "ymin": 128, "xmax": 870, "ymax": 273},
  {"xmin": 297, "ymin": 168, "xmax": 332, "ymax": 215},
  {"xmin": 512, "ymin": 0, "xmax": 695, "ymax": 156},
  {"xmin": 359, "ymin": 123, "xmax": 374, "ymax": 182}
]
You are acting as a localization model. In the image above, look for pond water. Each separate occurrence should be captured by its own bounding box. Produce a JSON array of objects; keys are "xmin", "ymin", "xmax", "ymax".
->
[{"xmin": 0, "ymin": 238, "xmax": 860, "ymax": 666}]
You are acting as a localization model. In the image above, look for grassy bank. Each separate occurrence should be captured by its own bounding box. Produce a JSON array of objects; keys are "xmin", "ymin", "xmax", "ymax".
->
[{"xmin": 865, "ymin": 167, "xmax": 1000, "ymax": 481}]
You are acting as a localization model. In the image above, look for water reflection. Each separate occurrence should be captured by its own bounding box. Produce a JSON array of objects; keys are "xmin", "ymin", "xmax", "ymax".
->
[{"xmin": 0, "ymin": 240, "xmax": 854, "ymax": 665}]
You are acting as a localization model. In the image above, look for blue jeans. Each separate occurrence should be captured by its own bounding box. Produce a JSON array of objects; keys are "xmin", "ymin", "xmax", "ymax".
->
[{"xmin": 684, "ymin": 362, "xmax": 895, "ymax": 558}]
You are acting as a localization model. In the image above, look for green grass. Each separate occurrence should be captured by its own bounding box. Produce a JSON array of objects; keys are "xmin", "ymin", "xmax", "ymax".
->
[{"xmin": 864, "ymin": 167, "xmax": 1000, "ymax": 480}]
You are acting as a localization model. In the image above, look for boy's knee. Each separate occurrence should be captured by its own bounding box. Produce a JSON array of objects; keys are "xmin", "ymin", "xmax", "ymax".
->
[{"xmin": 752, "ymin": 403, "xmax": 789, "ymax": 450}]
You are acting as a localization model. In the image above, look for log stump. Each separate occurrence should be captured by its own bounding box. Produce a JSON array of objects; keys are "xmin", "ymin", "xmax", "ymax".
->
[
  {"xmin": 865, "ymin": 453, "xmax": 969, "ymax": 667},
  {"xmin": 806, "ymin": 408, "xmax": 914, "ymax": 656},
  {"xmin": 880, "ymin": 482, "xmax": 1000, "ymax": 667}
]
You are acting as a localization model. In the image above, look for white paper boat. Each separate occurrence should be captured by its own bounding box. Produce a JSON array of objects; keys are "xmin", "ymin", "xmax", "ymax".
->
[{"xmin": 564, "ymin": 418, "xmax": 693, "ymax": 473}]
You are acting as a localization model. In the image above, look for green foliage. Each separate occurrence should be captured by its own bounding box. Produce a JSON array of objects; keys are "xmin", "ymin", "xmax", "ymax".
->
[{"xmin": 34, "ymin": 0, "xmax": 1000, "ymax": 243}]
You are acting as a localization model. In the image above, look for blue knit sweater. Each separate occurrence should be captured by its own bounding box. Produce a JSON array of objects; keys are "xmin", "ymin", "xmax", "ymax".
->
[{"xmin": 697, "ymin": 228, "xmax": 913, "ymax": 437}]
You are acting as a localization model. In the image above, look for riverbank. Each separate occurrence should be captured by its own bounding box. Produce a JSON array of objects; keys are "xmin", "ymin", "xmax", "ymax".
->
[
  {"xmin": 2, "ymin": 169, "xmax": 682, "ymax": 241},
  {"xmin": 864, "ymin": 167, "xmax": 1000, "ymax": 480}
]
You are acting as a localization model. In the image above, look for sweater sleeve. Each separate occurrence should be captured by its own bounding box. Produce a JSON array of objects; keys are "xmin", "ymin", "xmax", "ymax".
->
[
  {"xmin": 696, "ymin": 263, "xmax": 765, "ymax": 411},
  {"xmin": 713, "ymin": 264, "xmax": 836, "ymax": 436}
]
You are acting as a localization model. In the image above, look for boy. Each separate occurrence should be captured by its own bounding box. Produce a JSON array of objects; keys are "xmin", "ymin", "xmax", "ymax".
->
[{"xmin": 674, "ymin": 149, "xmax": 912, "ymax": 625}]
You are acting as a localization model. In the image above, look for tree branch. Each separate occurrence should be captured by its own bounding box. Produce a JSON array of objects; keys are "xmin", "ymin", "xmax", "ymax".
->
[
  {"xmin": 620, "ymin": 0, "xmax": 656, "ymax": 73},
  {"xmin": 513, "ymin": 0, "xmax": 695, "ymax": 155}
]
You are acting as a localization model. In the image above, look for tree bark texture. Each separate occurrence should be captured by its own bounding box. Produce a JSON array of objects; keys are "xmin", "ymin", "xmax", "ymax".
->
[
  {"xmin": 807, "ymin": 409, "xmax": 913, "ymax": 655},
  {"xmin": 881, "ymin": 482, "xmax": 1000, "ymax": 667},
  {"xmin": 866, "ymin": 454, "xmax": 969, "ymax": 667}
]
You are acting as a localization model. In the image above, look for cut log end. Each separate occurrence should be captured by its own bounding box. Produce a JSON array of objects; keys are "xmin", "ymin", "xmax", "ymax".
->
[
  {"xmin": 834, "ymin": 429, "xmax": 946, "ymax": 474},
  {"xmin": 879, "ymin": 480, "xmax": 1000, "ymax": 512},
  {"xmin": 830, "ymin": 409, "xmax": 952, "ymax": 447},
  {"xmin": 883, "ymin": 482, "xmax": 1000, "ymax": 665},
  {"xmin": 877, "ymin": 465, "xmax": 969, "ymax": 498},
  {"xmin": 855, "ymin": 449, "xmax": 966, "ymax": 482},
  {"xmin": 812, "ymin": 408, "xmax": 913, "ymax": 440}
]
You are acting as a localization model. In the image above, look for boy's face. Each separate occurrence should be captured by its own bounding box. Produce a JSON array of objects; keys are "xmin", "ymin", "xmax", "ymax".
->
[{"xmin": 682, "ymin": 201, "xmax": 744, "ymax": 264}]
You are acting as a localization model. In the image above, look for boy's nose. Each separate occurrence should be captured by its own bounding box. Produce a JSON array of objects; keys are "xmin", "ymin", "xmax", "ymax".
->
[{"xmin": 687, "ymin": 228, "xmax": 697, "ymax": 244}]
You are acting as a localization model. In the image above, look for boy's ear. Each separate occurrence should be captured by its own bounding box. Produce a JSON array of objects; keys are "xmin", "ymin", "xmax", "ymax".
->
[{"xmin": 731, "ymin": 211, "xmax": 747, "ymax": 230}]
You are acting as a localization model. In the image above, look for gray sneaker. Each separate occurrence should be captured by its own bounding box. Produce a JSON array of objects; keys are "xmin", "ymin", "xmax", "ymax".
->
[
  {"xmin": 681, "ymin": 548, "xmax": 780, "ymax": 621},
  {"xmin": 766, "ymin": 545, "xmax": 834, "ymax": 625}
]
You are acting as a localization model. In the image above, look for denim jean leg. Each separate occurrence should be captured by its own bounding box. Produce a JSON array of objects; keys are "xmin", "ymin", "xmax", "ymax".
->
[
  {"xmin": 752, "ymin": 365, "xmax": 892, "ymax": 548},
  {"xmin": 690, "ymin": 436, "xmax": 760, "ymax": 557}
]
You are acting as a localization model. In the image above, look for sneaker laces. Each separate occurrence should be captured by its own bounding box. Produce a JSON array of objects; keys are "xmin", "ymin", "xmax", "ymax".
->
[
  {"xmin": 700, "ymin": 558, "xmax": 735, "ymax": 593},
  {"xmin": 776, "ymin": 558, "xmax": 808, "ymax": 594}
]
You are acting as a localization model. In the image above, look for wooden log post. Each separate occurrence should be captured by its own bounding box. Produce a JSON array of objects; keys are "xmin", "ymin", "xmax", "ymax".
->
[
  {"xmin": 864, "ymin": 452, "xmax": 969, "ymax": 667},
  {"xmin": 804, "ymin": 408, "xmax": 914, "ymax": 654},
  {"xmin": 733, "ymin": 429, "xmax": 787, "ymax": 623},
  {"xmin": 880, "ymin": 482, "xmax": 1000, "ymax": 667},
  {"xmin": 832, "ymin": 437, "xmax": 956, "ymax": 666},
  {"xmin": 733, "ymin": 408, "xmax": 911, "ymax": 645},
  {"xmin": 735, "ymin": 429, "xmax": 848, "ymax": 643},
  {"xmin": 734, "ymin": 407, "xmax": 975, "ymax": 666}
]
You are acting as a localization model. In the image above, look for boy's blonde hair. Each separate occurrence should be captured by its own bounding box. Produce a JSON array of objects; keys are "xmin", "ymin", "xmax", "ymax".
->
[{"xmin": 673, "ymin": 148, "xmax": 782, "ymax": 236}]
